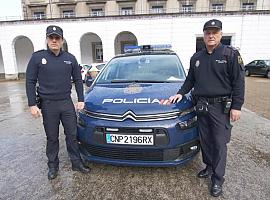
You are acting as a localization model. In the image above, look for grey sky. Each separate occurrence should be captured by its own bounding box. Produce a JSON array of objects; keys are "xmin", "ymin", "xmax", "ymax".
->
[{"xmin": 0, "ymin": 0, "xmax": 22, "ymax": 20}]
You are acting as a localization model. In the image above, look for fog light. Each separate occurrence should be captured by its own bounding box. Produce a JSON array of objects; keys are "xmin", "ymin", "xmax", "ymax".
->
[{"xmin": 190, "ymin": 145, "xmax": 198, "ymax": 150}]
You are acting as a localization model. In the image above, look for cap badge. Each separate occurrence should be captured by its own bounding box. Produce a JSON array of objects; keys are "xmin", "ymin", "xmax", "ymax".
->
[
  {"xmin": 195, "ymin": 60, "xmax": 200, "ymax": 67},
  {"xmin": 53, "ymin": 27, "xmax": 56, "ymax": 31},
  {"xmin": 211, "ymin": 21, "xmax": 215, "ymax": 25},
  {"xmin": 42, "ymin": 58, "xmax": 47, "ymax": 65}
]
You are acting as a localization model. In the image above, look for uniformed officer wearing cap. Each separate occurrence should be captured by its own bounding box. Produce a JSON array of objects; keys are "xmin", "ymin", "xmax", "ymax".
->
[
  {"xmin": 26, "ymin": 25, "xmax": 90, "ymax": 180},
  {"xmin": 166, "ymin": 19, "xmax": 245, "ymax": 197}
]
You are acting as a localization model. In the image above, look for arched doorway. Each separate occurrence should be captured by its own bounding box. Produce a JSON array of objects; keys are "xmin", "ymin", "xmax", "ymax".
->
[
  {"xmin": 80, "ymin": 33, "xmax": 103, "ymax": 64},
  {"xmin": 13, "ymin": 36, "xmax": 34, "ymax": 79},
  {"xmin": 114, "ymin": 31, "xmax": 138, "ymax": 55}
]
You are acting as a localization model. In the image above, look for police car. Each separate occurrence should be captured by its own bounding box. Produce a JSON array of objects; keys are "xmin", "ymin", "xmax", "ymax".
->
[{"xmin": 77, "ymin": 44, "xmax": 199, "ymax": 166}]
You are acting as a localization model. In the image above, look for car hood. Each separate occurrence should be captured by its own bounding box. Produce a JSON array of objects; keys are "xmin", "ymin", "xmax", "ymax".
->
[{"xmin": 84, "ymin": 82, "xmax": 193, "ymax": 115}]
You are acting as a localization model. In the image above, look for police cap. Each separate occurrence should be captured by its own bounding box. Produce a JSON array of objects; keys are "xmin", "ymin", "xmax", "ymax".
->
[
  {"xmin": 46, "ymin": 25, "xmax": 63, "ymax": 38},
  {"xmin": 203, "ymin": 19, "xmax": 222, "ymax": 31}
]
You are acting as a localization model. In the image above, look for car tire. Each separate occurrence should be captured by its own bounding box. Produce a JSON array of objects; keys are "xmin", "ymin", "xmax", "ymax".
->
[
  {"xmin": 245, "ymin": 69, "xmax": 250, "ymax": 76},
  {"xmin": 267, "ymin": 71, "xmax": 270, "ymax": 79}
]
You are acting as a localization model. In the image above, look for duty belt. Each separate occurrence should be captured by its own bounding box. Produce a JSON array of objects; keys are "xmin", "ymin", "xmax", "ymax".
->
[{"xmin": 198, "ymin": 96, "xmax": 229, "ymax": 104}]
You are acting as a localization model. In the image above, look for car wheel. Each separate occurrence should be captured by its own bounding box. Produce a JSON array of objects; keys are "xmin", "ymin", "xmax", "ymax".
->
[
  {"xmin": 267, "ymin": 71, "xmax": 270, "ymax": 79},
  {"xmin": 245, "ymin": 69, "xmax": 250, "ymax": 76}
]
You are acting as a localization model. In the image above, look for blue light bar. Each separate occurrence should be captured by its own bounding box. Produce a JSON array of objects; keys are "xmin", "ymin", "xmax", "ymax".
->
[{"xmin": 123, "ymin": 44, "xmax": 172, "ymax": 53}]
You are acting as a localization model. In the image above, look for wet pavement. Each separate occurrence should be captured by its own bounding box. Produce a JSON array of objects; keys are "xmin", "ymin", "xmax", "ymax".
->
[{"xmin": 0, "ymin": 80, "xmax": 269, "ymax": 200}]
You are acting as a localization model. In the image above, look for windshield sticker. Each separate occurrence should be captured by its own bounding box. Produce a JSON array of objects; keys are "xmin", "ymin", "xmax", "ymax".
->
[{"xmin": 124, "ymin": 83, "xmax": 143, "ymax": 94}]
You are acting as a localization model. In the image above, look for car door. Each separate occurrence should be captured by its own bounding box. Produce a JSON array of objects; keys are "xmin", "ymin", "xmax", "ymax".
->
[
  {"xmin": 256, "ymin": 60, "xmax": 267, "ymax": 75},
  {"xmin": 247, "ymin": 60, "xmax": 257, "ymax": 74}
]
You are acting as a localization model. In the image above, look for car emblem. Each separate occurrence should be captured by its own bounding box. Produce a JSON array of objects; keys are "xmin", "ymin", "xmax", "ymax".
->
[
  {"xmin": 42, "ymin": 58, "xmax": 47, "ymax": 64},
  {"xmin": 124, "ymin": 83, "xmax": 142, "ymax": 94},
  {"xmin": 195, "ymin": 60, "xmax": 200, "ymax": 67}
]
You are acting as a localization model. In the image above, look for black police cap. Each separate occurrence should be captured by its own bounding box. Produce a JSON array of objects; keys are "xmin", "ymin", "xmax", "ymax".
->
[
  {"xmin": 46, "ymin": 25, "xmax": 63, "ymax": 38},
  {"xmin": 203, "ymin": 19, "xmax": 222, "ymax": 31}
]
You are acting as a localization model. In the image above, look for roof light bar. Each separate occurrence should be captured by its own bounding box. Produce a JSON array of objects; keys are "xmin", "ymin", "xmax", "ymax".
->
[{"xmin": 123, "ymin": 44, "xmax": 172, "ymax": 53}]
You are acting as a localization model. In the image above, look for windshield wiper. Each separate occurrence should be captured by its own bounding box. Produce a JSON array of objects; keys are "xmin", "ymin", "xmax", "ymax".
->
[{"xmin": 111, "ymin": 79, "xmax": 171, "ymax": 83}]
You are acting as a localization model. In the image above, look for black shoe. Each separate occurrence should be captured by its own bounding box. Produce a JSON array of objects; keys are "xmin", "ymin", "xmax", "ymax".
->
[
  {"xmin": 211, "ymin": 184, "xmax": 223, "ymax": 197},
  {"xmin": 48, "ymin": 167, "xmax": 58, "ymax": 180},
  {"xmin": 197, "ymin": 167, "xmax": 211, "ymax": 178},
  {"xmin": 72, "ymin": 163, "xmax": 91, "ymax": 174}
]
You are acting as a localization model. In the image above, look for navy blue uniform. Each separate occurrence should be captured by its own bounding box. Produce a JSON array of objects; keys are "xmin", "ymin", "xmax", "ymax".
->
[
  {"xmin": 178, "ymin": 44, "xmax": 245, "ymax": 185},
  {"xmin": 26, "ymin": 48, "xmax": 84, "ymax": 168}
]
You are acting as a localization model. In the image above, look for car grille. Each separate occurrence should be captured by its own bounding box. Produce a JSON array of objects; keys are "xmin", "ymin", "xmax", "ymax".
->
[
  {"xmin": 83, "ymin": 144, "xmax": 164, "ymax": 161},
  {"xmin": 82, "ymin": 107, "xmax": 194, "ymax": 122}
]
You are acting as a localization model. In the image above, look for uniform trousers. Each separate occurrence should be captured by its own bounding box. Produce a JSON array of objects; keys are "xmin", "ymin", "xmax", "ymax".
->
[
  {"xmin": 41, "ymin": 98, "xmax": 81, "ymax": 168},
  {"xmin": 197, "ymin": 101, "xmax": 232, "ymax": 186}
]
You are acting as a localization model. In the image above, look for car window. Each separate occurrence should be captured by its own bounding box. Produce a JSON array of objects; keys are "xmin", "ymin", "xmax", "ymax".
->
[
  {"xmin": 265, "ymin": 60, "xmax": 270, "ymax": 66},
  {"xmin": 95, "ymin": 54, "xmax": 185, "ymax": 83},
  {"xmin": 258, "ymin": 60, "xmax": 265, "ymax": 65}
]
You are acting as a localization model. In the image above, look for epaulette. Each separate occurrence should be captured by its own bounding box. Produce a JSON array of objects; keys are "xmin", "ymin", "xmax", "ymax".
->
[
  {"xmin": 223, "ymin": 45, "xmax": 237, "ymax": 57},
  {"xmin": 34, "ymin": 49, "xmax": 46, "ymax": 54}
]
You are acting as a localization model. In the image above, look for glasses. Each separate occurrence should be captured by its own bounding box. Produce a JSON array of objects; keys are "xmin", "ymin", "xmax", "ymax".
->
[{"xmin": 48, "ymin": 35, "xmax": 61, "ymax": 41}]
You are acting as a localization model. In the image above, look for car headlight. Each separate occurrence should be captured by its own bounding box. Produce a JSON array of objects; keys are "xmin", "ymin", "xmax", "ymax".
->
[{"xmin": 178, "ymin": 115, "xmax": 197, "ymax": 130}]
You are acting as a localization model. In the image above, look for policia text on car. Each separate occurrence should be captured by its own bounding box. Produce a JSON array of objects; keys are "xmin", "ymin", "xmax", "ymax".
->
[
  {"xmin": 166, "ymin": 19, "xmax": 245, "ymax": 197},
  {"xmin": 26, "ymin": 25, "xmax": 90, "ymax": 180}
]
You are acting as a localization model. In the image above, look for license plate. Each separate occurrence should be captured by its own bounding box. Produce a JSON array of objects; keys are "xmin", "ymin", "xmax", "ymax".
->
[{"xmin": 106, "ymin": 133, "xmax": 154, "ymax": 145}]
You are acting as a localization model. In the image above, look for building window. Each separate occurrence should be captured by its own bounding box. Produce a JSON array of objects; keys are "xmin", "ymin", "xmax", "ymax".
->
[
  {"xmin": 62, "ymin": 10, "xmax": 75, "ymax": 18},
  {"xmin": 211, "ymin": 3, "xmax": 224, "ymax": 12},
  {"xmin": 90, "ymin": 8, "xmax": 105, "ymax": 16},
  {"xmin": 242, "ymin": 2, "xmax": 255, "ymax": 11},
  {"xmin": 150, "ymin": 5, "xmax": 165, "ymax": 14},
  {"xmin": 181, "ymin": 5, "xmax": 193, "ymax": 13},
  {"xmin": 94, "ymin": 44, "xmax": 103, "ymax": 61},
  {"xmin": 33, "ymin": 11, "xmax": 46, "ymax": 19},
  {"xmin": 120, "ymin": 7, "xmax": 134, "ymax": 15}
]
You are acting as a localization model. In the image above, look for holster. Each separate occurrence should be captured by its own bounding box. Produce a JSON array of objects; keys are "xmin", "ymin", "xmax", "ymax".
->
[{"xmin": 195, "ymin": 98, "xmax": 209, "ymax": 115}]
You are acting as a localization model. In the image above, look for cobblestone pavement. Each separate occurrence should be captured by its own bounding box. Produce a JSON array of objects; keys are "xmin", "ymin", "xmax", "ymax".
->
[{"xmin": 0, "ymin": 78, "xmax": 269, "ymax": 200}]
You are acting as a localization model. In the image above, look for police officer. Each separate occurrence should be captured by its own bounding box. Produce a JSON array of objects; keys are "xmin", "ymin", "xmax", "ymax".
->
[
  {"xmin": 26, "ymin": 25, "xmax": 90, "ymax": 180},
  {"xmin": 167, "ymin": 19, "xmax": 245, "ymax": 197}
]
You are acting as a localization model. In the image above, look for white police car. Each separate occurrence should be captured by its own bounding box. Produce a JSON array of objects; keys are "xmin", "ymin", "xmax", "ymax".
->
[{"xmin": 77, "ymin": 45, "xmax": 199, "ymax": 166}]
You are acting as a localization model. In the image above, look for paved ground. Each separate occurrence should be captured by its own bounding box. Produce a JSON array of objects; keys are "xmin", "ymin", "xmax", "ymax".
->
[{"xmin": 0, "ymin": 77, "xmax": 269, "ymax": 200}]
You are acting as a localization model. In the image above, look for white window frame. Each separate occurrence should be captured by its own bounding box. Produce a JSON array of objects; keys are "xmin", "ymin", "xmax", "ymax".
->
[
  {"xmin": 181, "ymin": 4, "xmax": 193, "ymax": 13},
  {"xmin": 211, "ymin": 3, "xmax": 224, "ymax": 12},
  {"xmin": 33, "ymin": 11, "xmax": 46, "ymax": 19},
  {"xmin": 62, "ymin": 10, "xmax": 75, "ymax": 18},
  {"xmin": 94, "ymin": 44, "xmax": 103, "ymax": 61},
  {"xmin": 150, "ymin": 5, "xmax": 165, "ymax": 14},
  {"xmin": 90, "ymin": 8, "xmax": 105, "ymax": 16},
  {"xmin": 120, "ymin": 7, "xmax": 134, "ymax": 15},
  {"xmin": 242, "ymin": 2, "xmax": 255, "ymax": 11}
]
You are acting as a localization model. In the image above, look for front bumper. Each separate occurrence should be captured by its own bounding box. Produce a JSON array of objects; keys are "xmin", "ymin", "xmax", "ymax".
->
[{"xmin": 78, "ymin": 138, "xmax": 200, "ymax": 167}]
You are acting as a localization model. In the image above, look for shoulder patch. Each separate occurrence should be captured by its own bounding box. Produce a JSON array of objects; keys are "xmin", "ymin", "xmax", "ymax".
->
[{"xmin": 238, "ymin": 55, "xmax": 243, "ymax": 65}]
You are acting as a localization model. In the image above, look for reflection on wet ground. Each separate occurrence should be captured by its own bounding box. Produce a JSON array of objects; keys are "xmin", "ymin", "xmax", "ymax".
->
[{"xmin": 0, "ymin": 81, "xmax": 269, "ymax": 200}]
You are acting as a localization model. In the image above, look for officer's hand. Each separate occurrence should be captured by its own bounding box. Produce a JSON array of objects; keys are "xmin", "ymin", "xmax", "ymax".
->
[
  {"xmin": 169, "ymin": 94, "xmax": 183, "ymax": 104},
  {"xmin": 230, "ymin": 109, "xmax": 241, "ymax": 122},
  {"xmin": 30, "ymin": 106, "xmax": 42, "ymax": 118},
  {"xmin": 76, "ymin": 102, "xmax": 85, "ymax": 110}
]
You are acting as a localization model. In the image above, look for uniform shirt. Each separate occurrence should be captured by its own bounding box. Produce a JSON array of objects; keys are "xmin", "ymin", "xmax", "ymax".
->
[
  {"xmin": 178, "ymin": 44, "xmax": 245, "ymax": 110},
  {"xmin": 26, "ymin": 48, "xmax": 84, "ymax": 106}
]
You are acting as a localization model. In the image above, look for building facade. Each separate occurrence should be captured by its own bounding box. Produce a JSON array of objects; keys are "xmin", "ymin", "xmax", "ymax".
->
[
  {"xmin": 0, "ymin": 1, "xmax": 269, "ymax": 79},
  {"xmin": 22, "ymin": 0, "xmax": 270, "ymax": 20}
]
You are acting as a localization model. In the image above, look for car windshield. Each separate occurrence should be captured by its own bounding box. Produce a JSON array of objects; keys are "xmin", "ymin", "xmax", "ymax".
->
[{"xmin": 95, "ymin": 54, "xmax": 185, "ymax": 84}]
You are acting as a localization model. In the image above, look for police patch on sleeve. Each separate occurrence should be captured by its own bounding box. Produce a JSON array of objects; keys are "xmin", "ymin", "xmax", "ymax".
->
[
  {"xmin": 238, "ymin": 56, "xmax": 243, "ymax": 65},
  {"xmin": 237, "ymin": 55, "xmax": 244, "ymax": 70}
]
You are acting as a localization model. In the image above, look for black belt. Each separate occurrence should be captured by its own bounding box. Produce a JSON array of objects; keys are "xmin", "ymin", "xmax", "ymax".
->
[{"xmin": 198, "ymin": 96, "xmax": 229, "ymax": 104}]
